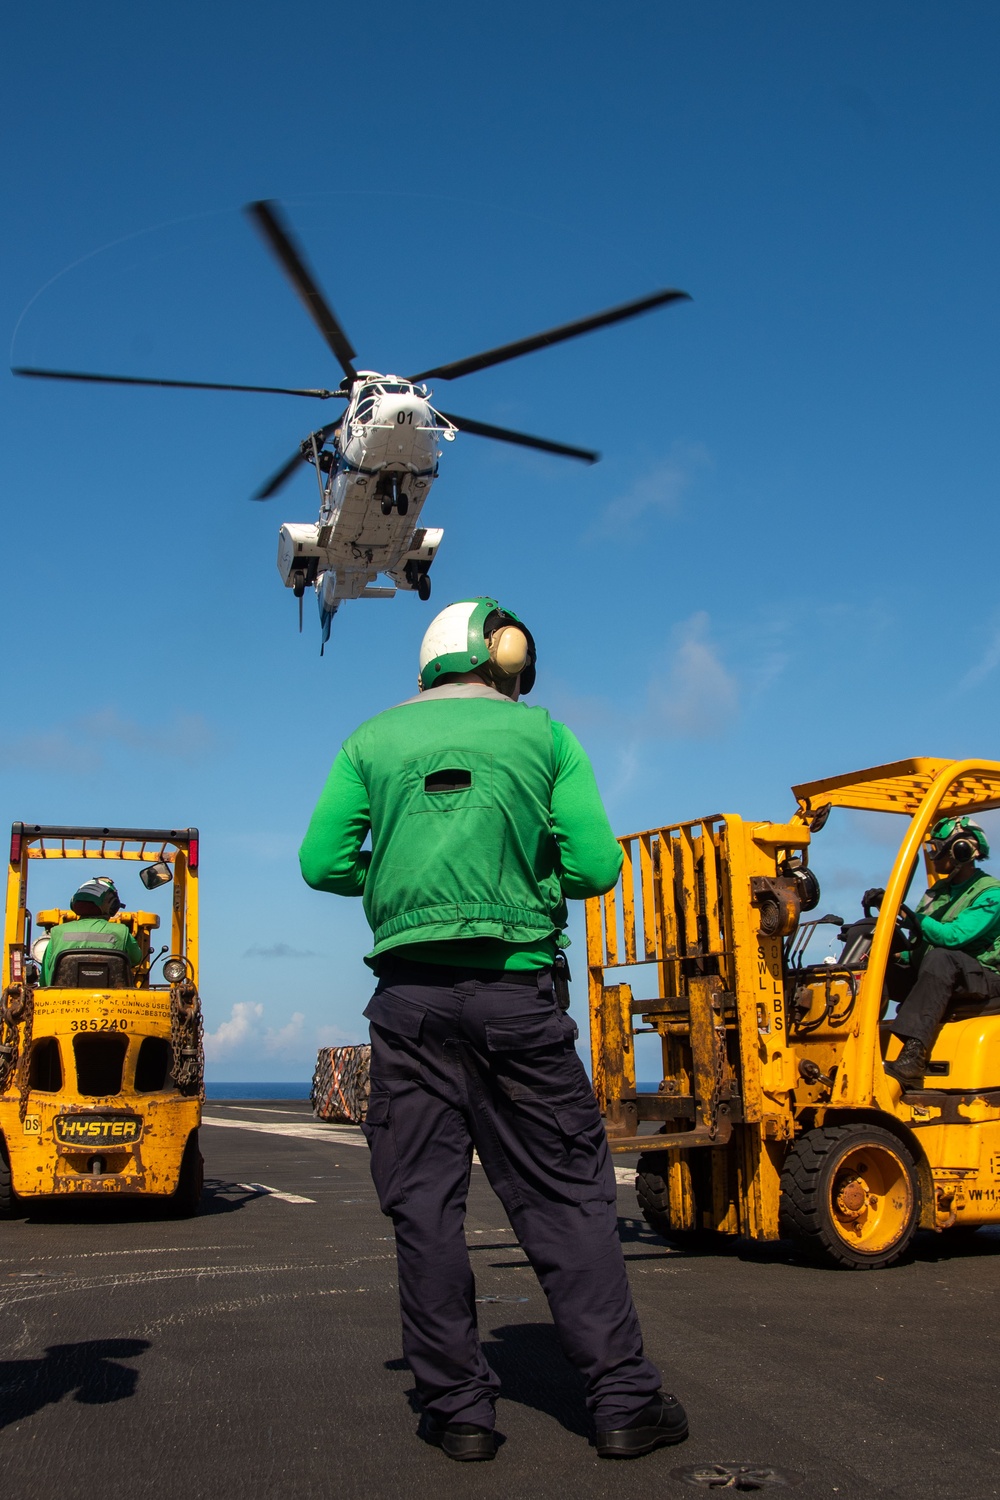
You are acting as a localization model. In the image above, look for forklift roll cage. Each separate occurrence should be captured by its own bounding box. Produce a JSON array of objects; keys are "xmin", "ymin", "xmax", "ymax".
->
[
  {"xmin": 587, "ymin": 759, "xmax": 1000, "ymax": 1247},
  {"xmin": 4, "ymin": 824, "xmax": 200, "ymax": 989},
  {"xmin": 0, "ymin": 822, "xmax": 204, "ymax": 1212}
]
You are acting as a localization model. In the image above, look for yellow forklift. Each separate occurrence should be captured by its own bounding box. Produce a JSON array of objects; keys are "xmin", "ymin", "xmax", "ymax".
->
[
  {"xmin": 586, "ymin": 758, "xmax": 1000, "ymax": 1268},
  {"xmin": 0, "ymin": 823, "xmax": 204, "ymax": 1215}
]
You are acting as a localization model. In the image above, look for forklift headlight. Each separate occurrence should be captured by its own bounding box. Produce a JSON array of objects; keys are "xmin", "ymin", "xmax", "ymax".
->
[
  {"xmin": 31, "ymin": 937, "xmax": 50, "ymax": 964},
  {"xmin": 163, "ymin": 957, "xmax": 188, "ymax": 984}
]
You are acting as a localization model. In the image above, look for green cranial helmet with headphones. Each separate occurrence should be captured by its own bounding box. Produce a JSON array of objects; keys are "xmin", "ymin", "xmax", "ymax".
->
[
  {"xmin": 70, "ymin": 877, "xmax": 122, "ymax": 918},
  {"xmin": 927, "ymin": 815, "xmax": 991, "ymax": 865},
  {"xmin": 418, "ymin": 597, "xmax": 536, "ymax": 696}
]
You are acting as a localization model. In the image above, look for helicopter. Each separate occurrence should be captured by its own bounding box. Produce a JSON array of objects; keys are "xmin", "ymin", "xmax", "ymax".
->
[{"xmin": 13, "ymin": 201, "xmax": 690, "ymax": 650}]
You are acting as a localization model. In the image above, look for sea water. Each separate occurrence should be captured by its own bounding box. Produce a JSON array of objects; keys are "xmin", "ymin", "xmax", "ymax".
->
[{"xmin": 205, "ymin": 1082, "xmax": 312, "ymax": 1100}]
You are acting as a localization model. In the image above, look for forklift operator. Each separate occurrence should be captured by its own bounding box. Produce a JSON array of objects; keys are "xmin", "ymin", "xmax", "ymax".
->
[
  {"xmin": 39, "ymin": 878, "xmax": 142, "ymax": 986},
  {"xmin": 299, "ymin": 597, "xmax": 688, "ymax": 1464},
  {"xmin": 882, "ymin": 817, "xmax": 1000, "ymax": 1086}
]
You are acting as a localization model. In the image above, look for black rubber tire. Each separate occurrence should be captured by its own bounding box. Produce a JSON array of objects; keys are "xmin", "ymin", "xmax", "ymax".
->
[
  {"xmin": 417, "ymin": 574, "xmax": 431, "ymax": 601},
  {"xmin": 636, "ymin": 1152, "xmax": 720, "ymax": 1250},
  {"xmin": 780, "ymin": 1124, "xmax": 919, "ymax": 1270},
  {"xmin": 380, "ymin": 496, "xmax": 393, "ymax": 516},
  {"xmin": 0, "ymin": 1133, "xmax": 16, "ymax": 1219},
  {"xmin": 397, "ymin": 494, "xmax": 409, "ymax": 516},
  {"xmin": 167, "ymin": 1131, "xmax": 204, "ymax": 1218}
]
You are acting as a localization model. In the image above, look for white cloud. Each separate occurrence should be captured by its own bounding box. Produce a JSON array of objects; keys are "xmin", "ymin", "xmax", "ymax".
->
[
  {"xmin": 0, "ymin": 731, "xmax": 101, "ymax": 774},
  {"xmin": 585, "ymin": 443, "xmax": 711, "ymax": 541},
  {"xmin": 644, "ymin": 612, "xmax": 738, "ymax": 739},
  {"xmin": 79, "ymin": 707, "xmax": 216, "ymax": 760},
  {"xmin": 315, "ymin": 1022, "xmax": 366, "ymax": 1049},
  {"xmin": 0, "ymin": 706, "xmax": 217, "ymax": 776},
  {"xmin": 265, "ymin": 1012, "xmax": 306, "ymax": 1053},
  {"xmin": 203, "ymin": 1001, "xmax": 264, "ymax": 1059},
  {"xmin": 244, "ymin": 943, "xmax": 318, "ymax": 960},
  {"xmin": 957, "ymin": 624, "xmax": 1000, "ymax": 694}
]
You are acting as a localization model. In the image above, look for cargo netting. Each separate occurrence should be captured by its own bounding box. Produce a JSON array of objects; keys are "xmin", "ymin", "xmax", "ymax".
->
[{"xmin": 311, "ymin": 1045, "xmax": 371, "ymax": 1123}]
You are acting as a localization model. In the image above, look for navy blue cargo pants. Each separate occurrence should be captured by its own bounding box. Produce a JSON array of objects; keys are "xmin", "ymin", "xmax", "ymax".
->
[{"xmin": 361, "ymin": 958, "xmax": 662, "ymax": 1431}]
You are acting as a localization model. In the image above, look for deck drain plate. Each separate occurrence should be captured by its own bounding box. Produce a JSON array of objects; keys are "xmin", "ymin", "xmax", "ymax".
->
[{"xmin": 671, "ymin": 1464, "xmax": 802, "ymax": 1491}]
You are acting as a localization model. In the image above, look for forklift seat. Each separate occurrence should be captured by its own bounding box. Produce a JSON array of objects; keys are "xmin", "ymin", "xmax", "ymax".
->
[{"xmin": 49, "ymin": 950, "xmax": 133, "ymax": 989}]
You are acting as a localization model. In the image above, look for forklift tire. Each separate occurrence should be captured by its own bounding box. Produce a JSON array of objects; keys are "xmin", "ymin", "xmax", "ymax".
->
[
  {"xmin": 0, "ymin": 1133, "xmax": 17, "ymax": 1219},
  {"xmin": 167, "ymin": 1131, "xmax": 204, "ymax": 1219},
  {"xmin": 780, "ymin": 1124, "xmax": 918, "ymax": 1270},
  {"xmin": 635, "ymin": 1153, "xmax": 720, "ymax": 1251}
]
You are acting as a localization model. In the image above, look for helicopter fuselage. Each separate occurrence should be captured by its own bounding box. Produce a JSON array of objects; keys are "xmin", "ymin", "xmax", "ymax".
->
[{"xmin": 276, "ymin": 373, "xmax": 454, "ymax": 638}]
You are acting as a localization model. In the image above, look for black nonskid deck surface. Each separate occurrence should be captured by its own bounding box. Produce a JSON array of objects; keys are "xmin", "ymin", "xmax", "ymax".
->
[{"xmin": 0, "ymin": 1100, "xmax": 996, "ymax": 1500}]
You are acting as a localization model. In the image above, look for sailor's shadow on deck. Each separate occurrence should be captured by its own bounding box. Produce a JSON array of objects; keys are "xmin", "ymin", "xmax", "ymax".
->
[
  {"xmin": 0, "ymin": 1339, "xmax": 150, "ymax": 1430},
  {"xmin": 484, "ymin": 1323, "xmax": 589, "ymax": 1435},
  {"xmin": 386, "ymin": 1325, "xmax": 588, "ymax": 1434}
]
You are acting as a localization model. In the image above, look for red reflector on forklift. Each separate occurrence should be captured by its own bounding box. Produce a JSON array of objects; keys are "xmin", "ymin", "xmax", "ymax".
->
[
  {"xmin": 187, "ymin": 837, "xmax": 199, "ymax": 871},
  {"xmin": 9, "ymin": 825, "xmax": 22, "ymax": 864}
]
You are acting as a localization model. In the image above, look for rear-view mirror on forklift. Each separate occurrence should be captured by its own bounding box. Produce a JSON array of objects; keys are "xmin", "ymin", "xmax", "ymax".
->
[{"xmin": 140, "ymin": 860, "xmax": 173, "ymax": 891}]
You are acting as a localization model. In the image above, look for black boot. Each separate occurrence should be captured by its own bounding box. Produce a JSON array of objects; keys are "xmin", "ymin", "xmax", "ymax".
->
[
  {"xmin": 885, "ymin": 1037, "xmax": 928, "ymax": 1086},
  {"xmin": 419, "ymin": 1415, "xmax": 497, "ymax": 1462},
  {"xmin": 594, "ymin": 1394, "xmax": 689, "ymax": 1459}
]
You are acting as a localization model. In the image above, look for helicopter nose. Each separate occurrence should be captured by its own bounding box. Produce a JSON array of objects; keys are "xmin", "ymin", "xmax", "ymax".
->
[{"xmin": 379, "ymin": 395, "xmax": 425, "ymax": 426}]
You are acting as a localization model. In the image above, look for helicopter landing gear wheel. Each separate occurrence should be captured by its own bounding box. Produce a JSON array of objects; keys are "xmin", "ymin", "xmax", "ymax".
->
[
  {"xmin": 380, "ymin": 496, "xmax": 393, "ymax": 516},
  {"xmin": 780, "ymin": 1124, "xmax": 918, "ymax": 1269},
  {"xmin": 417, "ymin": 573, "xmax": 431, "ymax": 601},
  {"xmin": 397, "ymin": 494, "xmax": 409, "ymax": 516}
]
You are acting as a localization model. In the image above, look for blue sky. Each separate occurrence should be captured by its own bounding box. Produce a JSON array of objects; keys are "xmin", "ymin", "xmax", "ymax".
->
[{"xmin": 3, "ymin": 2, "xmax": 999, "ymax": 1078}]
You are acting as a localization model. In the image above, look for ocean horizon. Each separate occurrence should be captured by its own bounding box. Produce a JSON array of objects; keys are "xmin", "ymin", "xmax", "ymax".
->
[{"xmin": 205, "ymin": 1081, "xmax": 312, "ymax": 1100}]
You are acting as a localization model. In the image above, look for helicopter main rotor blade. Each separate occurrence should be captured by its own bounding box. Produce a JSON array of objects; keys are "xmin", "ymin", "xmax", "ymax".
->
[
  {"xmin": 410, "ymin": 288, "xmax": 691, "ymax": 384},
  {"xmin": 12, "ymin": 366, "xmax": 344, "ymax": 399},
  {"xmin": 251, "ymin": 420, "xmax": 342, "ymax": 501},
  {"xmin": 437, "ymin": 410, "xmax": 598, "ymax": 464},
  {"xmin": 246, "ymin": 200, "xmax": 358, "ymax": 383}
]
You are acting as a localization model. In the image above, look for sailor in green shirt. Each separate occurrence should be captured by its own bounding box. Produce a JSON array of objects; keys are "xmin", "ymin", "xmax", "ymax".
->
[
  {"xmin": 884, "ymin": 817, "xmax": 1000, "ymax": 1085},
  {"xmin": 300, "ymin": 598, "xmax": 685, "ymax": 1463},
  {"xmin": 39, "ymin": 878, "xmax": 142, "ymax": 986}
]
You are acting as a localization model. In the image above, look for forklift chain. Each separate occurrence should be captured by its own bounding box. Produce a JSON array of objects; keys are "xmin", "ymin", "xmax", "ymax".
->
[
  {"xmin": 11, "ymin": 986, "xmax": 34, "ymax": 1123},
  {"xmin": 0, "ymin": 985, "xmax": 24, "ymax": 1095},
  {"xmin": 170, "ymin": 982, "xmax": 204, "ymax": 1098}
]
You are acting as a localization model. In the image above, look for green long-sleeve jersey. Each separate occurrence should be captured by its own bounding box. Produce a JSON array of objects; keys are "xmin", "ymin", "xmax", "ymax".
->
[
  {"xmin": 912, "ymin": 869, "xmax": 1000, "ymax": 970},
  {"xmin": 299, "ymin": 683, "xmax": 623, "ymax": 970},
  {"xmin": 40, "ymin": 917, "xmax": 143, "ymax": 986}
]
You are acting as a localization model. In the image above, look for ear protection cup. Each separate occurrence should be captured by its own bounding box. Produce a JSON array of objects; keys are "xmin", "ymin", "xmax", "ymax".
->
[
  {"xmin": 928, "ymin": 816, "xmax": 990, "ymax": 863},
  {"xmin": 482, "ymin": 608, "xmax": 536, "ymax": 695},
  {"xmin": 489, "ymin": 625, "xmax": 530, "ymax": 678}
]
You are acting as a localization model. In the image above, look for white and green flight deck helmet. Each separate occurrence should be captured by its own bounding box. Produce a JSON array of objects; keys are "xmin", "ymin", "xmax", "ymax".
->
[
  {"xmin": 927, "ymin": 815, "xmax": 991, "ymax": 865},
  {"xmin": 418, "ymin": 597, "xmax": 537, "ymax": 696}
]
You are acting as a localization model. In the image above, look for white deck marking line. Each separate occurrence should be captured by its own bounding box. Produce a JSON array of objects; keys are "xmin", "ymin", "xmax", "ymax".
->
[
  {"xmin": 203, "ymin": 1117, "xmax": 639, "ymax": 1192},
  {"xmin": 201, "ymin": 1115, "xmax": 368, "ymax": 1147},
  {"xmin": 213, "ymin": 1106, "xmax": 308, "ymax": 1116},
  {"xmin": 237, "ymin": 1181, "xmax": 316, "ymax": 1204}
]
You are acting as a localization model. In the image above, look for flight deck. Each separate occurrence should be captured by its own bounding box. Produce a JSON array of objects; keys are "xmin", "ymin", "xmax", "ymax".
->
[{"xmin": 0, "ymin": 1101, "xmax": 995, "ymax": 1500}]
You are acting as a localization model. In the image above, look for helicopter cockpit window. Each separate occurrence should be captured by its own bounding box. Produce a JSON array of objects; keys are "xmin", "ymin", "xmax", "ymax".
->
[
  {"xmin": 354, "ymin": 392, "xmax": 377, "ymax": 424},
  {"xmin": 378, "ymin": 382, "xmax": 409, "ymax": 395}
]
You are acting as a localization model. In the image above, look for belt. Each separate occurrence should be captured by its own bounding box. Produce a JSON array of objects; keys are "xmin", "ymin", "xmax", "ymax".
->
[{"xmin": 376, "ymin": 957, "xmax": 548, "ymax": 987}]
